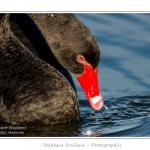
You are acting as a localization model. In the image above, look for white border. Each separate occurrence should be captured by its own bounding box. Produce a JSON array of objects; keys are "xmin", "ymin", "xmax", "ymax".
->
[
  {"xmin": 0, "ymin": 0, "xmax": 150, "ymax": 12},
  {"xmin": 0, "ymin": 137, "xmax": 150, "ymax": 150},
  {"xmin": 0, "ymin": 1, "xmax": 150, "ymax": 149}
]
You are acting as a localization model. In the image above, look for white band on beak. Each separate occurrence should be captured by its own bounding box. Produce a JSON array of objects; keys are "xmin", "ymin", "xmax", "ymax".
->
[{"xmin": 90, "ymin": 95, "xmax": 102, "ymax": 104}]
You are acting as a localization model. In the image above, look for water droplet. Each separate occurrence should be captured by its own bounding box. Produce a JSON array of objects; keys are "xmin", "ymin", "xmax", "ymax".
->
[
  {"xmin": 103, "ymin": 104, "xmax": 111, "ymax": 114},
  {"xmin": 103, "ymin": 104, "xmax": 108, "ymax": 110}
]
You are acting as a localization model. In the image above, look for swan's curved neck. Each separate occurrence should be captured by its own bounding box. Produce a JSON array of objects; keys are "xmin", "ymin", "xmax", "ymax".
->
[
  {"xmin": 27, "ymin": 14, "xmax": 75, "ymax": 60},
  {"xmin": 27, "ymin": 14, "xmax": 84, "ymax": 75},
  {"xmin": 10, "ymin": 13, "xmax": 76, "ymax": 92}
]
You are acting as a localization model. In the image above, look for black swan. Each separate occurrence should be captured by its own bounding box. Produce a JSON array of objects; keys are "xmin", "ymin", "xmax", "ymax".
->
[{"xmin": 0, "ymin": 13, "xmax": 103, "ymax": 125}]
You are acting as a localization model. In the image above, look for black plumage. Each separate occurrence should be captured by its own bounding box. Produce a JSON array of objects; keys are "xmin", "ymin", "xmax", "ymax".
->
[{"xmin": 0, "ymin": 13, "xmax": 100, "ymax": 125}]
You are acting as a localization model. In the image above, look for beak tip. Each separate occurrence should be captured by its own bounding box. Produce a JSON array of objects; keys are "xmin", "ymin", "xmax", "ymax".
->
[{"xmin": 91, "ymin": 98, "xmax": 104, "ymax": 111}]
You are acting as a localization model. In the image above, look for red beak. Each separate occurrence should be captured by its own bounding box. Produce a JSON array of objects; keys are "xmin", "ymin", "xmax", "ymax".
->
[{"xmin": 76, "ymin": 62, "xmax": 103, "ymax": 110}]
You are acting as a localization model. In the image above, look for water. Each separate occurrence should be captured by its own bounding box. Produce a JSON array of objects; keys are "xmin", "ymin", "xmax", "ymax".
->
[
  {"xmin": 103, "ymin": 105, "xmax": 108, "ymax": 110},
  {"xmin": 76, "ymin": 13, "xmax": 150, "ymax": 137},
  {"xmin": 1, "ymin": 13, "xmax": 150, "ymax": 137}
]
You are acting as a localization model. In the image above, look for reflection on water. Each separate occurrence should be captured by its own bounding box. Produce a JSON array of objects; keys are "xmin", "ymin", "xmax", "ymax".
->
[{"xmin": 1, "ymin": 13, "xmax": 150, "ymax": 137}]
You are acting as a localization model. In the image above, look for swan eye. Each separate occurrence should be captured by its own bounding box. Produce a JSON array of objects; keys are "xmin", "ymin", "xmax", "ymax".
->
[{"xmin": 77, "ymin": 55, "xmax": 85, "ymax": 63}]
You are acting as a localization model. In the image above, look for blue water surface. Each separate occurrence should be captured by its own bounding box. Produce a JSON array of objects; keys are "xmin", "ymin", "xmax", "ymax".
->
[
  {"xmin": 74, "ymin": 13, "xmax": 150, "ymax": 137},
  {"xmin": 76, "ymin": 13, "xmax": 150, "ymax": 98}
]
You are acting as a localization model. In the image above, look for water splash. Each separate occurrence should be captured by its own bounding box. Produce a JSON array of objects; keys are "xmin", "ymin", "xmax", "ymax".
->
[
  {"xmin": 82, "ymin": 129, "xmax": 93, "ymax": 136},
  {"xmin": 103, "ymin": 104, "xmax": 111, "ymax": 114},
  {"xmin": 103, "ymin": 104, "xmax": 108, "ymax": 110}
]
